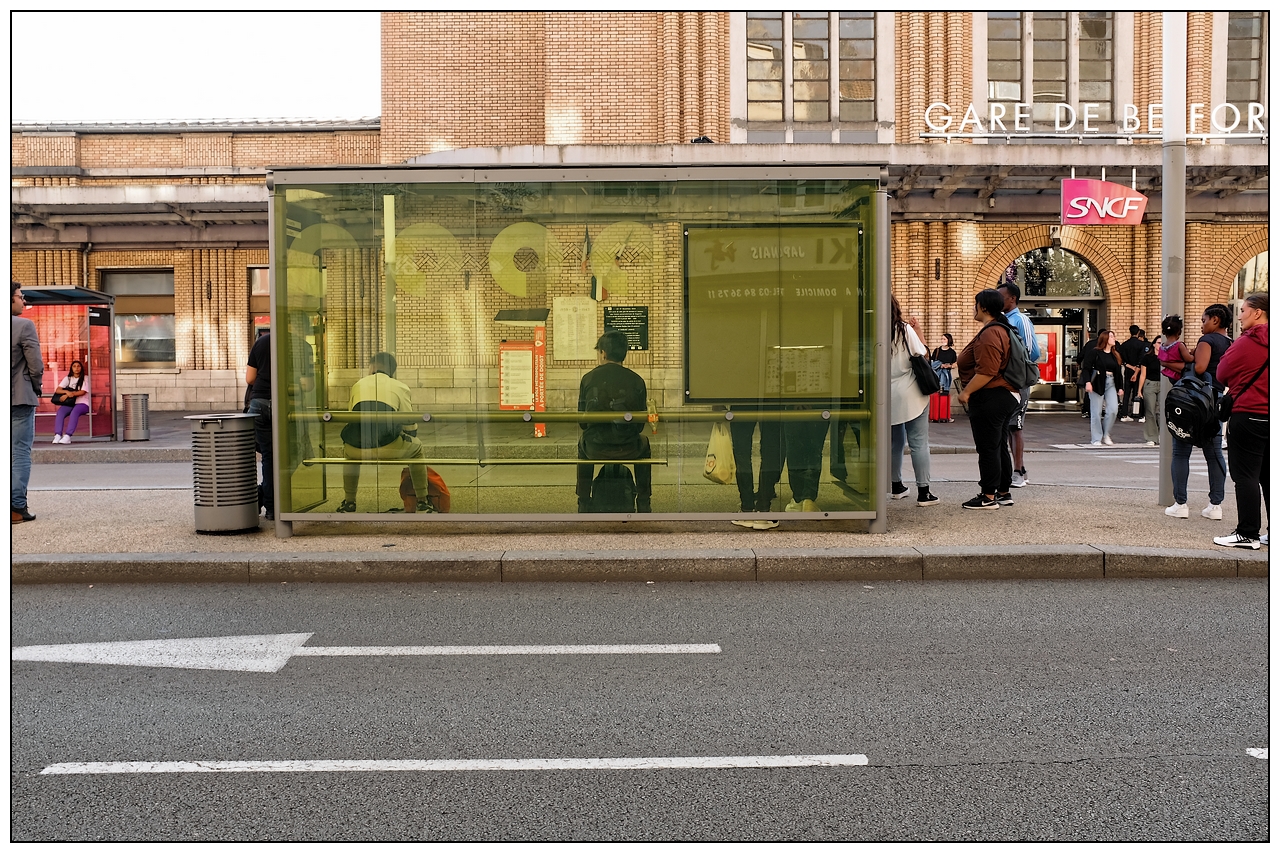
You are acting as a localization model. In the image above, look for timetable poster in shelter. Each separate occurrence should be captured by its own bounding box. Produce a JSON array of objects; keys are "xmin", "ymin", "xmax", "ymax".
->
[{"xmin": 684, "ymin": 225, "xmax": 864, "ymax": 402}]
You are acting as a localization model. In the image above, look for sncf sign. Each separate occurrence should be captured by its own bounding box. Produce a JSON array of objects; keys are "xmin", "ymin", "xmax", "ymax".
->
[{"xmin": 1061, "ymin": 179, "xmax": 1148, "ymax": 226}]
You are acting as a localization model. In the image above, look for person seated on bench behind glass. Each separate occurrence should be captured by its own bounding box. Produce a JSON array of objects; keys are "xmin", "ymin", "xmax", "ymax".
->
[
  {"xmin": 336, "ymin": 352, "xmax": 432, "ymax": 513},
  {"xmin": 577, "ymin": 330, "xmax": 651, "ymax": 513}
]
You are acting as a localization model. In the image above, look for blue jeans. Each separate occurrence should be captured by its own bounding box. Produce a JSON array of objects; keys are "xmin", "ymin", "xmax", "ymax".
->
[
  {"xmin": 248, "ymin": 397, "xmax": 273, "ymax": 514},
  {"xmin": 1089, "ymin": 376, "xmax": 1118, "ymax": 443},
  {"xmin": 891, "ymin": 407, "xmax": 931, "ymax": 487},
  {"xmin": 11, "ymin": 404, "xmax": 35, "ymax": 509},
  {"xmin": 1172, "ymin": 423, "xmax": 1227, "ymax": 507}
]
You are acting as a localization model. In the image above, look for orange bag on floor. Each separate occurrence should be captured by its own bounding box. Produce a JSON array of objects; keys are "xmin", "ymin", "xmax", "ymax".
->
[{"xmin": 399, "ymin": 466, "xmax": 451, "ymax": 513}]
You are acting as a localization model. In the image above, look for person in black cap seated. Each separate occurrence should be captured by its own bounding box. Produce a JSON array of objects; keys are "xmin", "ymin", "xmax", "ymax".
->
[{"xmin": 576, "ymin": 330, "xmax": 651, "ymax": 512}]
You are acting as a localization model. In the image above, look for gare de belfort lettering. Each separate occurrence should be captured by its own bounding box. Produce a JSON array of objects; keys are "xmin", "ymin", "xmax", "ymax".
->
[{"xmin": 923, "ymin": 101, "xmax": 1268, "ymax": 136}]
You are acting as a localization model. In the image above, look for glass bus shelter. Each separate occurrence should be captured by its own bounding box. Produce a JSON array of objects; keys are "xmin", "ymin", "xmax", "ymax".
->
[
  {"xmin": 267, "ymin": 164, "xmax": 890, "ymax": 532},
  {"xmin": 22, "ymin": 286, "xmax": 117, "ymax": 441}
]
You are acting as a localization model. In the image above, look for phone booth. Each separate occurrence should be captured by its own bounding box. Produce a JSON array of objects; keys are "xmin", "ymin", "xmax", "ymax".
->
[{"xmin": 22, "ymin": 286, "xmax": 117, "ymax": 441}]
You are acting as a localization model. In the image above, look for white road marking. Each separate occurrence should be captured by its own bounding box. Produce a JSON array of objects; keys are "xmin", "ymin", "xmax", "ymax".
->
[
  {"xmin": 1247, "ymin": 748, "xmax": 1268, "ymax": 760},
  {"xmin": 41, "ymin": 754, "xmax": 868, "ymax": 775},
  {"xmin": 293, "ymin": 644, "xmax": 722, "ymax": 657},
  {"xmin": 11, "ymin": 634, "xmax": 721, "ymax": 672}
]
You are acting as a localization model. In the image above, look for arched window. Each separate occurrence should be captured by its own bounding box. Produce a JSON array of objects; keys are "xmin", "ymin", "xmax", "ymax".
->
[
  {"xmin": 999, "ymin": 247, "xmax": 1103, "ymax": 298},
  {"xmin": 1228, "ymin": 250, "xmax": 1268, "ymax": 337}
]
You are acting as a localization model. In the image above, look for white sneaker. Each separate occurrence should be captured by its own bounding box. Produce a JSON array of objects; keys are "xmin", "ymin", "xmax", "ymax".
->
[
  {"xmin": 1201, "ymin": 504, "xmax": 1222, "ymax": 521},
  {"xmin": 784, "ymin": 500, "xmax": 803, "ymax": 512},
  {"xmin": 1102, "ymin": 435, "xmax": 1114, "ymax": 445},
  {"xmin": 1138, "ymin": 417, "xmax": 1146, "ymax": 423},
  {"xmin": 1090, "ymin": 440, "xmax": 1103, "ymax": 446},
  {"xmin": 1010, "ymin": 470, "xmax": 1028, "ymax": 488},
  {"xmin": 1214, "ymin": 532, "xmax": 1260, "ymax": 550},
  {"xmin": 1261, "ymin": 533, "xmax": 1269, "ymax": 546},
  {"xmin": 60, "ymin": 434, "xmax": 72, "ymax": 444},
  {"xmin": 51, "ymin": 434, "xmax": 62, "ymax": 444},
  {"xmin": 1165, "ymin": 503, "xmax": 1190, "ymax": 518},
  {"xmin": 1144, "ymin": 441, "xmax": 1157, "ymax": 446}
]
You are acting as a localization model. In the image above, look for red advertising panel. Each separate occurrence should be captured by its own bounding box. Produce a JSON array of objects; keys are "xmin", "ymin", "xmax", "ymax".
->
[
  {"xmin": 1036, "ymin": 329, "xmax": 1058, "ymax": 382},
  {"xmin": 1061, "ymin": 179, "xmax": 1147, "ymax": 226},
  {"xmin": 498, "ymin": 327, "xmax": 548, "ymax": 437}
]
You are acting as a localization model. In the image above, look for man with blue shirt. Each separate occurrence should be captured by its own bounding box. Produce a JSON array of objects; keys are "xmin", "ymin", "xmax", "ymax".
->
[{"xmin": 998, "ymin": 282, "xmax": 1040, "ymax": 488}]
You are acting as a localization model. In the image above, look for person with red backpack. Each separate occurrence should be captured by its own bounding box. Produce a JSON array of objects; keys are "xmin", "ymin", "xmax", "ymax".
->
[{"xmin": 1213, "ymin": 292, "xmax": 1269, "ymax": 549}]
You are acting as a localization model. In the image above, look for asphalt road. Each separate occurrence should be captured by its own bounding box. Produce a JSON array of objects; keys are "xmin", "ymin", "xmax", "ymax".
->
[{"xmin": 11, "ymin": 580, "xmax": 1268, "ymax": 842}]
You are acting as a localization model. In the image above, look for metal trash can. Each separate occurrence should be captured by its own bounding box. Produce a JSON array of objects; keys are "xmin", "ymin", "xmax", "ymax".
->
[
  {"xmin": 121, "ymin": 393, "xmax": 150, "ymax": 441},
  {"xmin": 187, "ymin": 413, "xmax": 260, "ymax": 533}
]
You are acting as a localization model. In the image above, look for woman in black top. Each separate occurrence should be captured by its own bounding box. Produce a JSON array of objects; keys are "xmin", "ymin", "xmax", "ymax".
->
[
  {"xmin": 1137, "ymin": 335, "xmax": 1163, "ymax": 445},
  {"xmin": 1082, "ymin": 329, "xmax": 1126, "ymax": 445},
  {"xmin": 1166, "ymin": 304, "xmax": 1231, "ymax": 520},
  {"xmin": 929, "ymin": 333, "xmax": 957, "ymax": 422}
]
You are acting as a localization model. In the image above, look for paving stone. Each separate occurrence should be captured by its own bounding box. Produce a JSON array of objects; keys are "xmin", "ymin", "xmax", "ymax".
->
[
  {"xmin": 754, "ymin": 547, "xmax": 922, "ymax": 581},
  {"xmin": 501, "ymin": 549, "xmax": 756, "ymax": 582},
  {"xmin": 917, "ymin": 545, "xmax": 1103, "ymax": 580}
]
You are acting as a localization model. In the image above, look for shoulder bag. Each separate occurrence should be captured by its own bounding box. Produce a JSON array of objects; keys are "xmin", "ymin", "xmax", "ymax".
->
[
  {"xmin": 911, "ymin": 352, "xmax": 942, "ymax": 395},
  {"xmin": 1217, "ymin": 357, "xmax": 1268, "ymax": 422}
]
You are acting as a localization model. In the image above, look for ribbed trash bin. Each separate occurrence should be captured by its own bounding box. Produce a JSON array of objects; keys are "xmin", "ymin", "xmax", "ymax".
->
[
  {"xmin": 121, "ymin": 393, "xmax": 150, "ymax": 441},
  {"xmin": 186, "ymin": 413, "xmax": 260, "ymax": 533}
]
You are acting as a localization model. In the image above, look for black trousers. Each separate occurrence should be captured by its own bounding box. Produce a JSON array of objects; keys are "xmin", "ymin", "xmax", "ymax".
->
[
  {"xmin": 1227, "ymin": 412, "xmax": 1269, "ymax": 539},
  {"xmin": 783, "ymin": 419, "xmax": 829, "ymax": 502},
  {"xmin": 577, "ymin": 434, "xmax": 652, "ymax": 501},
  {"xmin": 729, "ymin": 418, "xmax": 785, "ymax": 511},
  {"xmin": 967, "ymin": 387, "xmax": 1019, "ymax": 496}
]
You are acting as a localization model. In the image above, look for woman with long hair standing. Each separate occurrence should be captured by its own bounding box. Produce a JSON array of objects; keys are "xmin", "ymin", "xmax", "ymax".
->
[
  {"xmin": 1081, "ymin": 329, "xmax": 1126, "ymax": 445},
  {"xmin": 51, "ymin": 359, "xmax": 90, "ymax": 444},
  {"xmin": 888, "ymin": 295, "xmax": 938, "ymax": 506},
  {"xmin": 1213, "ymin": 292, "xmax": 1269, "ymax": 549}
]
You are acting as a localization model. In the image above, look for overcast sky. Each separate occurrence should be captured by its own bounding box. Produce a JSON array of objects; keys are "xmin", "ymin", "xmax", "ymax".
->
[{"xmin": 11, "ymin": 12, "xmax": 382, "ymax": 123}]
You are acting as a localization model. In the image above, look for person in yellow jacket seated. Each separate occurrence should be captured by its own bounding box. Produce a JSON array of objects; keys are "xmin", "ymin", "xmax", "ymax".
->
[{"xmin": 336, "ymin": 351, "xmax": 432, "ymax": 513}]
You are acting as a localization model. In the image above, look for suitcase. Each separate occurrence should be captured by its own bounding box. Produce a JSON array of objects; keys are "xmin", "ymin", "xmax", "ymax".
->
[{"xmin": 930, "ymin": 391, "xmax": 951, "ymax": 422}]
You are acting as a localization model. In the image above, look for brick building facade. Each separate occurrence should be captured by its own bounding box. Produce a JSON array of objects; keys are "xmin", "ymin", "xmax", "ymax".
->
[{"xmin": 10, "ymin": 11, "xmax": 1268, "ymax": 411}]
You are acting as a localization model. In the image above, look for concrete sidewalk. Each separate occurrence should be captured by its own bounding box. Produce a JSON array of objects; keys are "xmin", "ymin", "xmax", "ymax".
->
[{"xmin": 16, "ymin": 408, "xmax": 1265, "ymax": 584}]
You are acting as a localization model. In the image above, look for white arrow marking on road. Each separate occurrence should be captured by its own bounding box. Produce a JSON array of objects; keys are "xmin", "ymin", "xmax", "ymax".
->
[
  {"xmin": 1247, "ymin": 748, "xmax": 1268, "ymax": 760},
  {"xmin": 11, "ymin": 634, "xmax": 722, "ymax": 672},
  {"xmin": 41, "ymin": 754, "xmax": 868, "ymax": 775}
]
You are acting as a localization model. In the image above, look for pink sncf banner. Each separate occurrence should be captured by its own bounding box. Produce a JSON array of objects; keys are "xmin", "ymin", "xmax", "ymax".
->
[{"xmin": 1061, "ymin": 179, "xmax": 1148, "ymax": 226}]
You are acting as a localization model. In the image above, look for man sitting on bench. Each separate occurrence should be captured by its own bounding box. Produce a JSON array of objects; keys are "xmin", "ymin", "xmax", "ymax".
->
[
  {"xmin": 336, "ymin": 351, "xmax": 432, "ymax": 513},
  {"xmin": 577, "ymin": 330, "xmax": 652, "ymax": 513}
]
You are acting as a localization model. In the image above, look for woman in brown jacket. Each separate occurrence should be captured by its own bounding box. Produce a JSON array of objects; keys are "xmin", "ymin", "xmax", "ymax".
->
[{"xmin": 956, "ymin": 288, "xmax": 1020, "ymax": 510}]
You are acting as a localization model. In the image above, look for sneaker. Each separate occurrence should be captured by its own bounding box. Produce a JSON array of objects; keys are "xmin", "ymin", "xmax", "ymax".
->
[
  {"xmin": 1214, "ymin": 532, "xmax": 1260, "ymax": 550},
  {"xmin": 785, "ymin": 500, "xmax": 803, "ymax": 512},
  {"xmin": 731, "ymin": 519, "xmax": 757, "ymax": 529},
  {"xmin": 1144, "ymin": 441, "xmax": 1157, "ymax": 447},
  {"xmin": 994, "ymin": 491, "xmax": 1015, "ymax": 506},
  {"xmin": 800, "ymin": 499, "xmax": 819, "ymax": 513},
  {"xmin": 51, "ymin": 434, "xmax": 62, "ymax": 444},
  {"xmin": 962, "ymin": 494, "xmax": 999, "ymax": 510},
  {"xmin": 1090, "ymin": 440, "xmax": 1103, "ymax": 446},
  {"xmin": 752, "ymin": 519, "xmax": 780, "ymax": 530},
  {"xmin": 1164, "ymin": 503, "xmax": 1189, "ymax": 518},
  {"xmin": 1102, "ymin": 435, "xmax": 1114, "ymax": 445},
  {"xmin": 415, "ymin": 499, "xmax": 436, "ymax": 513},
  {"xmin": 916, "ymin": 490, "xmax": 940, "ymax": 506},
  {"xmin": 1138, "ymin": 417, "xmax": 1146, "ymax": 423},
  {"xmin": 1010, "ymin": 469, "xmax": 1027, "ymax": 488},
  {"xmin": 891, "ymin": 481, "xmax": 909, "ymax": 500},
  {"xmin": 62, "ymin": 434, "xmax": 72, "ymax": 444},
  {"xmin": 1201, "ymin": 504, "xmax": 1222, "ymax": 521},
  {"xmin": 336, "ymin": 499, "xmax": 357, "ymax": 513},
  {"xmin": 1261, "ymin": 533, "xmax": 1269, "ymax": 546},
  {"xmin": 11, "ymin": 506, "xmax": 35, "ymax": 523}
]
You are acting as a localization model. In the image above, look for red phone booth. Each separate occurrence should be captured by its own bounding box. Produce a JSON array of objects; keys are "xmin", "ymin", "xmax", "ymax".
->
[{"xmin": 21, "ymin": 286, "xmax": 117, "ymax": 440}]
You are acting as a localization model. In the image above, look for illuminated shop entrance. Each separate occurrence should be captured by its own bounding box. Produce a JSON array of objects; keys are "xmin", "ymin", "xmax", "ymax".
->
[
  {"xmin": 268, "ymin": 165, "xmax": 890, "ymax": 529},
  {"xmin": 999, "ymin": 247, "xmax": 1105, "ymax": 410}
]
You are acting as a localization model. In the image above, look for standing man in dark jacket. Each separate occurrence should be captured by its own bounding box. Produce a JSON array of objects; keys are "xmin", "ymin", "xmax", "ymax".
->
[
  {"xmin": 577, "ymin": 330, "xmax": 651, "ymax": 512},
  {"xmin": 11, "ymin": 282, "xmax": 43, "ymax": 523},
  {"xmin": 1116, "ymin": 325, "xmax": 1150, "ymax": 421}
]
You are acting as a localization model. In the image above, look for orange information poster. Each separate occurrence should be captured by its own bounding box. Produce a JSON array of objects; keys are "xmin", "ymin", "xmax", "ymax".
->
[{"xmin": 498, "ymin": 325, "xmax": 547, "ymax": 437}]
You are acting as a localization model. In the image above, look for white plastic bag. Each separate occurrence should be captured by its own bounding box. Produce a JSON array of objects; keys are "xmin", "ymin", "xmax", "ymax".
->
[{"xmin": 703, "ymin": 421, "xmax": 736, "ymax": 485}]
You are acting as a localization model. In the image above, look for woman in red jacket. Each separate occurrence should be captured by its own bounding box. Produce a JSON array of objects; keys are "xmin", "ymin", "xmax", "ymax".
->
[{"xmin": 1213, "ymin": 292, "xmax": 1269, "ymax": 549}]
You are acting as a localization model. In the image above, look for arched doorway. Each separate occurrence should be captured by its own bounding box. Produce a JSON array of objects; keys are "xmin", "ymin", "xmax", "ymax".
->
[
  {"xmin": 998, "ymin": 247, "xmax": 1105, "ymax": 410},
  {"xmin": 1227, "ymin": 251, "xmax": 1268, "ymax": 338}
]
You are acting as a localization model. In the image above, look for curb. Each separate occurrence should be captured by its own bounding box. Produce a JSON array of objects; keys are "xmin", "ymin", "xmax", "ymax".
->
[{"xmin": 11, "ymin": 546, "xmax": 1267, "ymax": 584}]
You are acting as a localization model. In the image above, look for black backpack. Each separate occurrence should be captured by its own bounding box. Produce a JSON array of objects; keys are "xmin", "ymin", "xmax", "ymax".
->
[
  {"xmin": 1165, "ymin": 376, "xmax": 1218, "ymax": 447},
  {"xmin": 591, "ymin": 464, "xmax": 637, "ymax": 512}
]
